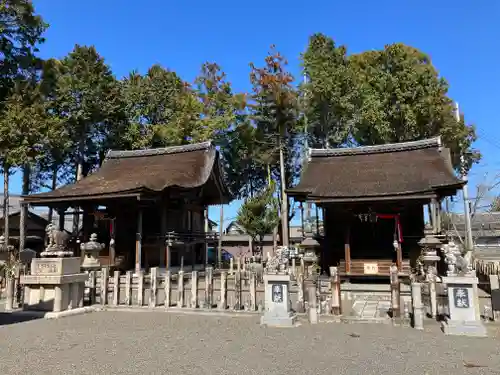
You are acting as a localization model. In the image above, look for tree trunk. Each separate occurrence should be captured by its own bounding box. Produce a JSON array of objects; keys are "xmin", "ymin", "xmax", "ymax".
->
[
  {"xmin": 3, "ymin": 165, "xmax": 10, "ymax": 257},
  {"xmin": 47, "ymin": 166, "xmax": 58, "ymax": 224},
  {"xmin": 272, "ymin": 226, "xmax": 278, "ymax": 252},
  {"xmin": 19, "ymin": 164, "xmax": 30, "ymax": 253},
  {"xmin": 278, "ymin": 141, "xmax": 289, "ymax": 246},
  {"xmin": 73, "ymin": 138, "xmax": 85, "ymax": 236}
]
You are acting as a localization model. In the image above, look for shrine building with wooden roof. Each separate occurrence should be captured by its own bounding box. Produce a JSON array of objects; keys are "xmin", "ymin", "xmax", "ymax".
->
[
  {"xmin": 287, "ymin": 137, "xmax": 464, "ymax": 277},
  {"xmin": 23, "ymin": 141, "xmax": 231, "ymax": 272}
]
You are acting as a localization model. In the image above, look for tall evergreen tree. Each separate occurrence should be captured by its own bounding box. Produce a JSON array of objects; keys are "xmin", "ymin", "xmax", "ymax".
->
[
  {"xmin": 249, "ymin": 46, "xmax": 300, "ymax": 246},
  {"xmin": 56, "ymin": 45, "xmax": 124, "ymax": 179},
  {"xmin": 0, "ymin": 0, "xmax": 47, "ymax": 105},
  {"xmin": 303, "ymin": 34, "xmax": 479, "ymax": 170},
  {"xmin": 0, "ymin": 0, "xmax": 46, "ymax": 258},
  {"xmin": 302, "ymin": 33, "xmax": 358, "ymax": 148}
]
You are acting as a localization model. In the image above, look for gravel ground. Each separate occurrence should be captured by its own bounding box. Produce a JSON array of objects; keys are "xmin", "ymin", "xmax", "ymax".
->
[{"xmin": 0, "ymin": 311, "xmax": 499, "ymax": 375}]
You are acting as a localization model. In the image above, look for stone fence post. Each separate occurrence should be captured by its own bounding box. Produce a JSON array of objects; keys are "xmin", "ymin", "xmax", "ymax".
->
[
  {"xmin": 307, "ymin": 282, "xmax": 318, "ymax": 324},
  {"xmin": 219, "ymin": 271, "xmax": 227, "ymax": 310},
  {"xmin": 329, "ymin": 266, "xmax": 341, "ymax": 315},
  {"xmin": 205, "ymin": 266, "xmax": 213, "ymax": 308},
  {"xmin": 5, "ymin": 276, "xmax": 14, "ymax": 311},
  {"xmin": 100, "ymin": 267, "xmax": 109, "ymax": 306},
  {"xmin": 296, "ymin": 272, "xmax": 305, "ymax": 313},
  {"xmin": 411, "ymin": 282, "xmax": 424, "ymax": 330},
  {"xmin": 429, "ymin": 277, "xmax": 437, "ymax": 319},
  {"xmin": 112, "ymin": 270, "xmax": 120, "ymax": 306},
  {"xmin": 250, "ymin": 271, "xmax": 257, "ymax": 311},
  {"xmin": 89, "ymin": 270, "xmax": 97, "ymax": 305},
  {"xmin": 191, "ymin": 271, "xmax": 198, "ymax": 308},
  {"xmin": 150, "ymin": 267, "xmax": 158, "ymax": 307},
  {"xmin": 177, "ymin": 271, "xmax": 184, "ymax": 308},
  {"xmin": 234, "ymin": 271, "xmax": 242, "ymax": 310},
  {"xmin": 390, "ymin": 265, "xmax": 400, "ymax": 318},
  {"xmin": 124, "ymin": 271, "xmax": 132, "ymax": 306},
  {"xmin": 164, "ymin": 271, "xmax": 171, "ymax": 308},
  {"xmin": 137, "ymin": 270, "xmax": 144, "ymax": 306}
]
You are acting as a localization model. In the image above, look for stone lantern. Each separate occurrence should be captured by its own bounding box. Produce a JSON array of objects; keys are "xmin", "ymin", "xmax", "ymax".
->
[
  {"xmin": 80, "ymin": 233, "xmax": 105, "ymax": 271},
  {"xmin": 418, "ymin": 224, "xmax": 442, "ymax": 280},
  {"xmin": 300, "ymin": 234, "xmax": 320, "ymax": 277}
]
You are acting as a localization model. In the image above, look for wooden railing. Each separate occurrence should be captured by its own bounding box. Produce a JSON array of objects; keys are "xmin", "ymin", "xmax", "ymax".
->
[{"xmin": 339, "ymin": 259, "xmax": 411, "ymax": 276}]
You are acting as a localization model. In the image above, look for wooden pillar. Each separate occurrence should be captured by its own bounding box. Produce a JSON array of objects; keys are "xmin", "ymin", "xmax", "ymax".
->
[
  {"xmin": 160, "ymin": 204, "xmax": 167, "ymax": 268},
  {"xmin": 109, "ymin": 217, "xmax": 116, "ymax": 267},
  {"xmin": 57, "ymin": 209, "xmax": 65, "ymax": 232},
  {"xmin": 188, "ymin": 210, "xmax": 195, "ymax": 271},
  {"xmin": 315, "ymin": 205, "xmax": 320, "ymax": 236},
  {"xmin": 135, "ymin": 207, "xmax": 143, "ymax": 274},
  {"xmin": 204, "ymin": 206, "xmax": 209, "ymax": 267},
  {"xmin": 430, "ymin": 198, "xmax": 438, "ymax": 233},
  {"xmin": 436, "ymin": 199, "xmax": 442, "ymax": 234},
  {"xmin": 19, "ymin": 202, "xmax": 26, "ymax": 253},
  {"xmin": 344, "ymin": 225, "xmax": 351, "ymax": 274},
  {"xmin": 81, "ymin": 205, "xmax": 93, "ymax": 243},
  {"xmin": 300, "ymin": 203, "xmax": 305, "ymax": 237},
  {"xmin": 397, "ymin": 242, "xmax": 403, "ymax": 271}
]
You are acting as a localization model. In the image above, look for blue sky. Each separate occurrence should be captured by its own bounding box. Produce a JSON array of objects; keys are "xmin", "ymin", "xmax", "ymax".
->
[{"xmin": 5, "ymin": 0, "xmax": 500, "ymax": 229}]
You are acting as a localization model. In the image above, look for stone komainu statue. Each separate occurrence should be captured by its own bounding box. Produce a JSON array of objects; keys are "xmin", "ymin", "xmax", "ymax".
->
[{"xmin": 46, "ymin": 224, "xmax": 69, "ymax": 249}]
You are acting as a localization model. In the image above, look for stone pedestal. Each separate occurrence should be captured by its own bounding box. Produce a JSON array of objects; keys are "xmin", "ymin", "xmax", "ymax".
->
[
  {"xmin": 260, "ymin": 273, "xmax": 297, "ymax": 327},
  {"xmin": 20, "ymin": 258, "xmax": 88, "ymax": 313},
  {"xmin": 441, "ymin": 276, "xmax": 487, "ymax": 337}
]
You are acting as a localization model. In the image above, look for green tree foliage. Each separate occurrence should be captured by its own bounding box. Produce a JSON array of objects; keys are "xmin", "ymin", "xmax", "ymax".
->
[
  {"xmin": 250, "ymin": 47, "xmax": 301, "ymax": 187},
  {"xmin": 0, "ymin": 0, "xmax": 47, "ymax": 104},
  {"xmin": 302, "ymin": 34, "xmax": 480, "ymax": 170},
  {"xmin": 0, "ymin": 80, "xmax": 63, "ymax": 169},
  {"xmin": 29, "ymin": 58, "xmax": 73, "ymax": 192},
  {"xmin": 120, "ymin": 65, "xmax": 185, "ymax": 149},
  {"xmin": 248, "ymin": 46, "xmax": 301, "ymax": 245},
  {"xmin": 221, "ymin": 122, "xmax": 268, "ymax": 199},
  {"xmin": 121, "ymin": 62, "xmax": 244, "ymax": 149},
  {"xmin": 56, "ymin": 45, "xmax": 124, "ymax": 177},
  {"xmin": 236, "ymin": 182, "xmax": 280, "ymax": 249},
  {"xmin": 302, "ymin": 33, "xmax": 358, "ymax": 147}
]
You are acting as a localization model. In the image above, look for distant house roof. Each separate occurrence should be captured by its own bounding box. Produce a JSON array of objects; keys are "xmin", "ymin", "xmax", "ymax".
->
[
  {"xmin": 23, "ymin": 142, "xmax": 231, "ymax": 206},
  {"xmin": 288, "ymin": 137, "xmax": 463, "ymax": 202},
  {"xmin": 0, "ymin": 195, "xmax": 23, "ymax": 217},
  {"xmin": 221, "ymin": 225, "xmax": 307, "ymax": 243},
  {"xmin": 225, "ymin": 221, "xmax": 245, "ymax": 234},
  {"xmin": 446, "ymin": 212, "xmax": 500, "ymax": 238}
]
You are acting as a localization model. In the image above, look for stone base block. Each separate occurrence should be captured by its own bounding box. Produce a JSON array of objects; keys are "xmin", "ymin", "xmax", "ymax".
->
[
  {"xmin": 260, "ymin": 313, "xmax": 298, "ymax": 327},
  {"xmin": 21, "ymin": 274, "xmax": 88, "ymax": 313},
  {"xmin": 441, "ymin": 320, "xmax": 487, "ymax": 337}
]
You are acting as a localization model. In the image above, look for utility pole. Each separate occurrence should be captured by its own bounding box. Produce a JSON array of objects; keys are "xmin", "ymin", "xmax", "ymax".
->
[{"xmin": 456, "ymin": 102, "xmax": 474, "ymax": 250}]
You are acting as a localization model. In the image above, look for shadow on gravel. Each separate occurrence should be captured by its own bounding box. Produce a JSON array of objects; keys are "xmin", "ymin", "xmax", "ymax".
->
[{"xmin": 0, "ymin": 312, "xmax": 43, "ymax": 326}]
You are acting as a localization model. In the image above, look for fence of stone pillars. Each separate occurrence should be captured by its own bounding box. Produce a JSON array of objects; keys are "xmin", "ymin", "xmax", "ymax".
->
[{"xmin": 84, "ymin": 266, "xmax": 344, "ymax": 315}]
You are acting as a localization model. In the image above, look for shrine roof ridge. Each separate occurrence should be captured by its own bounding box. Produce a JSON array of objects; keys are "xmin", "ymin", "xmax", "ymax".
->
[
  {"xmin": 309, "ymin": 137, "xmax": 441, "ymax": 158},
  {"xmin": 106, "ymin": 141, "xmax": 213, "ymax": 160}
]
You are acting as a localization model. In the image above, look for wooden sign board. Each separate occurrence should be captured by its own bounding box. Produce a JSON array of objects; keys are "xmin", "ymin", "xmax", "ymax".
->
[{"xmin": 363, "ymin": 262, "xmax": 379, "ymax": 275}]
